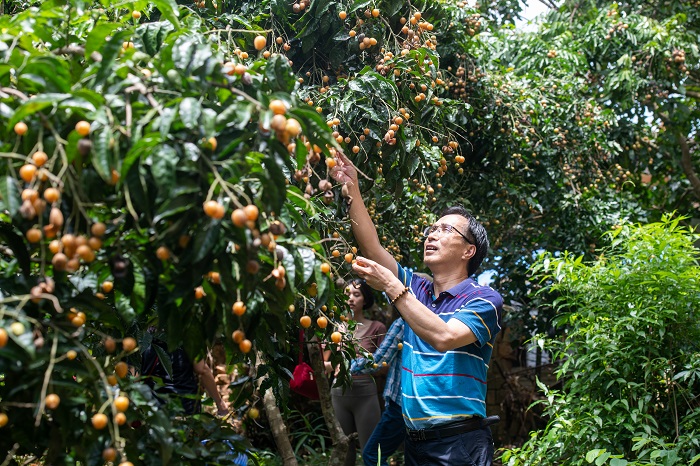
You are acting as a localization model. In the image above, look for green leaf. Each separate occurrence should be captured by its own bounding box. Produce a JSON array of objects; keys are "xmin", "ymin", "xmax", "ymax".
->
[
  {"xmin": 91, "ymin": 125, "xmax": 114, "ymax": 183},
  {"xmin": 136, "ymin": 21, "xmax": 175, "ymax": 56},
  {"xmin": 150, "ymin": 144, "xmax": 178, "ymax": 197},
  {"xmin": 264, "ymin": 55, "xmax": 297, "ymax": 93},
  {"xmin": 9, "ymin": 93, "xmax": 70, "ymax": 127},
  {"xmin": 151, "ymin": 0, "xmax": 181, "ymax": 29},
  {"xmin": 0, "ymin": 176, "xmax": 21, "ymax": 218},
  {"xmin": 179, "ymin": 97, "xmax": 202, "ymax": 131},
  {"xmin": 85, "ymin": 22, "xmax": 121, "ymax": 58},
  {"xmin": 94, "ymin": 29, "xmax": 132, "ymax": 88},
  {"xmin": 0, "ymin": 221, "xmax": 31, "ymax": 278}
]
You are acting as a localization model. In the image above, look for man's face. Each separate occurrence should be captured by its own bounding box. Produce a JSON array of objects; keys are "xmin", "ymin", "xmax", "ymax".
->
[{"xmin": 422, "ymin": 214, "xmax": 474, "ymax": 269}]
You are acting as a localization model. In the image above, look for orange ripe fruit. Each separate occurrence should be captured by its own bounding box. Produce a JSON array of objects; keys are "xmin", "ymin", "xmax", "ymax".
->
[
  {"xmin": 26, "ymin": 228, "xmax": 42, "ymax": 243},
  {"xmin": 232, "ymin": 330, "xmax": 245, "ymax": 344},
  {"xmin": 320, "ymin": 263, "xmax": 331, "ymax": 274},
  {"xmin": 269, "ymin": 99, "xmax": 287, "ymax": 115},
  {"xmin": 344, "ymin": 253, "xmax": 354, "ymax": 263},
  {"xmin": 122, "ymin": 337, "xmax": 137, "ymax": 352},
  {"xmin": 339, "ymin": 11, "xmax": 347, "ymax": 19},
  {"xmin": 331, "ymin": 331, "xmax": 342, "ymax": 343},
  {"xmin": 231, "ymin": 208, "xmax": 248, "ymax": 227},
  {"xmin": 19, "ymin": 164, "xmax": 37, "ymax": 182},
  {"xmin": 107, "ymin": 375, "xmax": 118, "ymax": 386},
  {"xmin": 92, "ymin": 413, "xmax": 108, "ymax": 430},
  {"xmin": 232, "ymin": 301, "xmax": 247, "ymax": 316},
  {"xmin": 239, "ymin": 339, "xmax": 252, "ymax": 353},
  {"xmin": 352, "ymin": 145, "xmax": 360, "ymax": 154},
  {"xmin": 43, "ymin": 187, "xmax": 60, "ymax": 203},
  {"xmin": 208, "ymin": 271, "xmax": 221, "ymax": 285},
  {"xmin": 66, "ymin": 349, "xmax": 78, "ymax": 360},
  {"xmin": 397, "ymin": 342, "xmax": 403, "ymax": 350},
  {"xmin": 102, "ymin": 448, "xmax": 117, "ymax": 462},
  {"xmin": 156, "ymin": 246, "xmax": 170, "ymax": 261},
  {"xmin": 203, "ymin": 200, "xmax": 224, "ymax": 219},
  {"xmin": 0, "ymin": 328, "xmax": 7, "ymax": 348},
  {"xmin": 32, "ymin": 151, "xmax": 48, "ymax": 167},
  {"xmin": 317, "ymin": 316, "xmax": 328, "ymax": 329},
  {"xmin": 331, "ymin": 249, "xmax": 340, "ymax": 257},
  {"xmin": 77, "ymin": 244, "xmax": 95, "ymax": 262},
  {"xmin": 372, "ymin": 8, "xmax": 380, "ymax": 17},
  {"xmin": 244, "ymin": 204, "xmax": 259, "ymax": 221},
  {"xmin": 45, "ymin": 393, "xmax": 60, "ymax": 410},
  {"xmin": 253, "ymin": 35, "xmax": 267, "ymax": 50},
  {"xmin": 0, "ymin": 413, "xmax": 8, "ymax": 428},
  {"xmin": 114, "ymin": 396, "xmax": 130, "ymax": 412},
  {"xmin": 115, "ymin": 412, "xmax": 127, "ymax": 425},
  {"xmin": 248, "ymin": 407, "xmax": 260, "ymax": 419},
  {"xmin": 101, "ymin": 281, "xmax": 114, "ymax": 293},
  {"xmin": 300, "ymin": 315, "xmax": 312, "ymax": 328},
  {"xmin": 14, "ymin": 122, "xmax": 28, "ymax": 136},
  {"xmin": 132, "ymin": 10, "xmax": 141, "ymax": 19},
  {"xmin": 119, "ymin": 462, "xmax": 134, "ymax": 466},
  {"xmin": 104, "ymin": 337, "xmax": 117, "ymax": 353},
  {"xmin": 75, "ymin": 121, "xmax": 91, "ymax": 137},
  {"xmin": 115, "ymin": 361, "xmax": 129, "ymax": 379},
  {"xmin": 91, "ymin": 222, "xmax": 107, "ymax": 237},
  {"xmin": 325, "ymin": 158, "xmax": 337, "ymax": 169}
]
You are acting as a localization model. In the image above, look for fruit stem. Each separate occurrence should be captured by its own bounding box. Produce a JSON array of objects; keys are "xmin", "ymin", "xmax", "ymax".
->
[{"xmin": 34, "ymin": 333, "xmax": 58, "ymax": 427}]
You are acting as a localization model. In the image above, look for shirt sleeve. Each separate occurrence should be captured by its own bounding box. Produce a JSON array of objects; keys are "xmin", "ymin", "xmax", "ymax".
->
[
  {"xmin": 452, "ymin": 292, "xmax": 502, "ymax": 347},
  {"xmin": 351, "ymin": 319, "xmax": 404, "ymax": 374}
]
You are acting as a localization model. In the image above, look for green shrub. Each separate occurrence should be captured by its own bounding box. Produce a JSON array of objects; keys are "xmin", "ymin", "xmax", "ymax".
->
[{"xmin": 503, "ymin": 215, "xmax": 700, "ymax": 465}]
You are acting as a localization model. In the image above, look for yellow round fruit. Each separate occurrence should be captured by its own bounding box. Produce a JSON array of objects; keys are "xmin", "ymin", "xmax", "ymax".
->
[
  {"xmin": 156, "ymin": 246, "xmax": 170, "ymax": 261},
  {"xmin": 316, "ymin": 316, "xmax": 328, "ymax": 329},
  {"xmin": 115, "ymin": 412, "xmax": 127, "ymax": 425},
  {"xmin": 397, "ymin": 342, "xmax": 403, "ymax": 350},
  {"xmin": 0, "ymin": 329, "xmax": 7, "ymax": 348},
  {"xmin": 115, "ymin": 361, "xmax": 129, "ymax": 379},
  {"xmin": 45, "ymin": 394, "xmax": 60, "ymax": 410},
  {"xmin": 66, "ymin": 349, "xmax": 78, "ymax": 360},
  {"xmin": 253, "ymin": 35, "xmax": 267, "ymax": 51},
  {"xmin": 75, "ymin": 121, "xmax": 91, "ymax": 137},
  {"xmin": 194, "ymin": 286, "xmax": 206, "ymax": 299},
  {"xmin": 132, "ymin": 11, "xmax": 141, "ymax": 19},
  {"xmin": 92, "ymin": 413, "xmax": 108, "ymax": 430},
  {"xmin": 331, "ymin": 331, "xmax": 342, "ymax": 343},
  {"xmin": 32, "ymin": 151, "xmax": 48, "ymax": 167},
  {"xmin": 14, "ymin": 122, "xmax": 28, "ymax": 136},
  {"xmin": 231, "ymin": 208, "xmax": 248, "ymax": 227},
  {"xmin": 232, "ymin": 301, "xmax": 247, "ymax": 316},
  {"xmin": 19, "ymin": 164, "xmax": 37, "ymax": 183},
  {"xmin": 244, "ymin": 204, "xmax": 259, "ymax": 222},
  {"xmin": 339, "ymin": 11, "xmax": 347, "ymax": 19},
  {"xmin": 122, "ymin": 337, "xmax": 137, "ymax": 352},
  {"xmin": 102, "ymin": 447, "xmax": 117, "ymax": 462},
  {"xmin": 10, "ymin": 322, "xmax": 25, "ymax": 336},
  {"xmin": 239, "ymin": 339, "xmax": 252, "ymax": 353},
  {"xmin": 248, "ymin": 407, "xmax": 260, "ymax": 419},
  {"xmin": 0, "ymin": 413, "xmax": 8, "ymax": 428},
  {"xmin": 232, "ymin": 330, "xmax": 245, "ymax": 344},
  {"xmin": 320, "ymin": 263, "xmax": 331, "ymax": 274},
  {"xmin": 101, "ymin": 281, "xmax": 114, "ymax": 293},
  {"xmin": 269, "ymin": 99, "xmax": 287, "ymax": 115},
  {"xmin": 114, "ymin": 396, "xmax": 130, "ymax": 412},
  {"xmin": 299, "ymin": 315, "xmax": 312, "ymax": 328}
]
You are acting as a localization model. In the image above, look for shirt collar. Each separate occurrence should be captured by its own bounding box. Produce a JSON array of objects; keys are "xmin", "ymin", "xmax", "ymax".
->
[{"xmin": 430, "ymin": 277, "xmax": 476, "ymax": 301}]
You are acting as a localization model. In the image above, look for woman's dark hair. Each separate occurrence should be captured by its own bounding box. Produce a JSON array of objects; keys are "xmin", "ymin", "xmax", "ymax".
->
[
  {"xmin": 347, "ymin": 278, "xmax": 375, "ymax": 310},
  {"xmin": 439, "ymin": 205, "xmax": 489, "ymax": 277}
]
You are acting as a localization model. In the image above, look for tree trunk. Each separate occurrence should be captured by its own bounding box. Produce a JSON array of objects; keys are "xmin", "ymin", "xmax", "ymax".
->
[
  {"xmin": 678, "ymin": 133, "xmax": 700, "ymax": 201},
  {"xmin": 255, "ymin": 351, "xmax": 298, "ymax": 466},
  {"xmin": 307, "ymin": 339, "xmax": 355, "ymax": 466},
  {"xmin": 263, "ymin": 387, "xmax": 298, "ymax": 466}
]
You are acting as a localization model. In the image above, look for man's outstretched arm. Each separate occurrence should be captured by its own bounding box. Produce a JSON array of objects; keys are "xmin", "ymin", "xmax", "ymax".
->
[{"xmin": 331, "ymin": 151, "xmax": 398, "ymax": 277}]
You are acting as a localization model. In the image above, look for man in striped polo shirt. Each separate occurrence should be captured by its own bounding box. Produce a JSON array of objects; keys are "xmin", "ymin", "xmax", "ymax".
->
[{"xmin": 332, "ymin": 152, "xmax": 503, "ymax": 466}]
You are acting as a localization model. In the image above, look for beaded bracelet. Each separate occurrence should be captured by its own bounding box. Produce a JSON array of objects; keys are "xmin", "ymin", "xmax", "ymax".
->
[{"xmin": 390, "ymin": 287, "xmax": 411, "ymax": 306}]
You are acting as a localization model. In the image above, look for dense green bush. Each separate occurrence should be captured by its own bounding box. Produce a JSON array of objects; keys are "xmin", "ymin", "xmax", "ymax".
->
[{"xmin": 503, "ymin": 216, "xmax": 700, "ymax": 465}]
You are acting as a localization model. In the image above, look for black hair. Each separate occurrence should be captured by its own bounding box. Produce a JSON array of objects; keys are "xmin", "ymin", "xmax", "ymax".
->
[
  {"xmin": 439, "ymin": 205, "xmax": 489, "ymax": 277},
  {"xmin": 347, "ymin": 278, "xmax": 375, "ymax": 310}
]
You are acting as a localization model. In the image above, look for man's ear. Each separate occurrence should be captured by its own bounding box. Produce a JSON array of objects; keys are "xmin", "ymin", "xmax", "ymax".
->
[{"xmin": 462, "ymin": 245, "xmax": 476, "ymax": 261}]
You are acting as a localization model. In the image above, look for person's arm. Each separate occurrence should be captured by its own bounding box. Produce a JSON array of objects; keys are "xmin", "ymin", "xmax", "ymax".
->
[
  {"xmin": 352, "ymin": 256, "xmax": 478, "ymax": 352},
  {"xmin": 331, "ymin": 151, "xmax": 398, "ymax": 276},
  {"xmin": 351, "ymin": 319, "xmax": 404, "ymax": 375},
  {"xmin": 193, "ymin": 359, "xmax": 229, "ymax": 416}
]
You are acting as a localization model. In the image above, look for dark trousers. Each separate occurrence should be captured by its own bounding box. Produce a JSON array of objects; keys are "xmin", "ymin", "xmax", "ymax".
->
[
  {"xmin": 404, "ymin": 426, "xmax": 494, "ymax": 466},
  {"xmin": 362, "ymin": 399, "xmax": 405, "ymax": 466}
]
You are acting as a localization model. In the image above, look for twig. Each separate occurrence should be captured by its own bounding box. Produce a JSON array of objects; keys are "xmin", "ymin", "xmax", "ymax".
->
[{"xmin": 34, "ymin": 333, "xmax": 58, "ymax": 426}]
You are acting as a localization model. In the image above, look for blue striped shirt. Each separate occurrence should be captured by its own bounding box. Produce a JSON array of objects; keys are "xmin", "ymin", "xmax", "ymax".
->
[
  {"xmin": 397, "ymin": 263, "xmax": 503, "ymax": 430},
  {"xmin": 350, "ymin": 318, "xmax": 404, "ymax": 406}
]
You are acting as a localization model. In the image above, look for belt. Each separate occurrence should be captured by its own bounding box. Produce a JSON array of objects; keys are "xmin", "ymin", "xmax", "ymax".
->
[{"xmin": 406, "ymin": 415, "xmax": 500, "ymax": 442}]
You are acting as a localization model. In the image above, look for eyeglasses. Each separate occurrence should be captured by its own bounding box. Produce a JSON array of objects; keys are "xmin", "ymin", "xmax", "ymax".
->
[{"xmin": 423, "ymin": 223, "xmax": 474, "ymax": 245}]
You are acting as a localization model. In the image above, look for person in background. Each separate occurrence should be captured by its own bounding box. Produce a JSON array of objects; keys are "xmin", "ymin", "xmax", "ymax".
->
[
  {"xmin": 332, "ymin": 152, "xmax": 503, "ymax": 466},
  {"xmin": 141, "ymin": 338, "xmax": 229, "ymax": 416},
  {"xmin": 324, "ymin": 279, "xmax": 386, "ymax": 466},
  {"xmin": 351, "ymin": 317, "xmax": 405, "ymax": 466}
]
